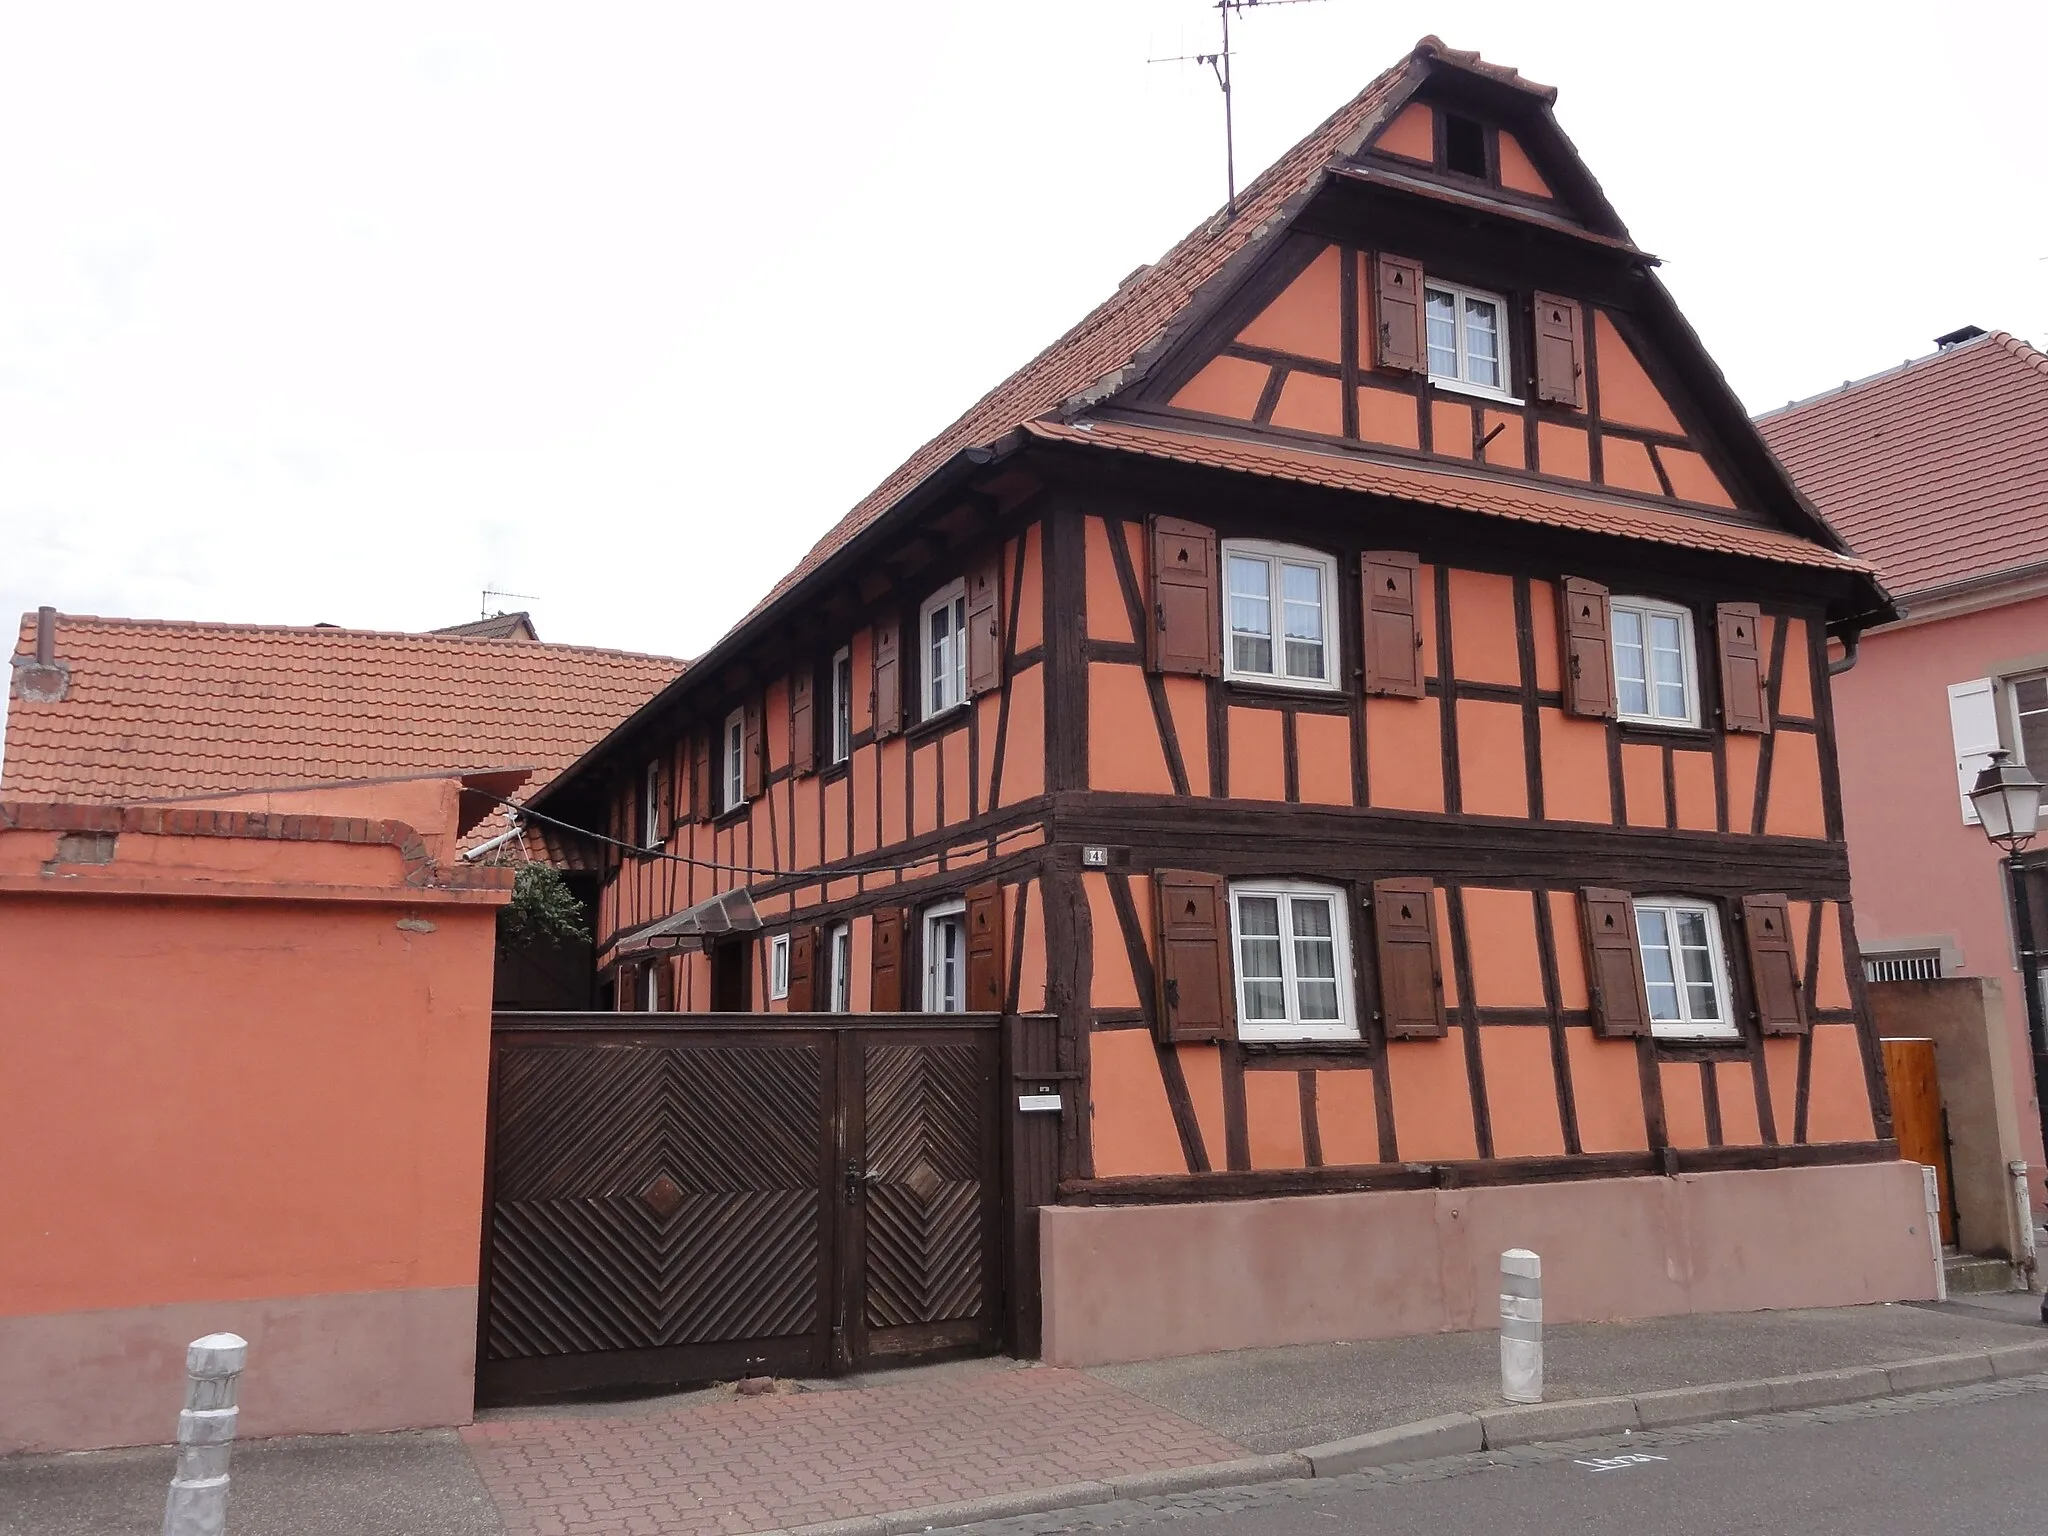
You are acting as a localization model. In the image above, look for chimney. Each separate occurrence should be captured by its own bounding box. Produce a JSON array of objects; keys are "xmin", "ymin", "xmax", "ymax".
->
[{"xmin": 11, "ymin": 606, "xmax": 71, "ymax": 703}]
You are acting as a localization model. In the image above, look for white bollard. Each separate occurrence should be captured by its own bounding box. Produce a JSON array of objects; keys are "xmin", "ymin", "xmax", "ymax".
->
[
  {"xmin": 1922, "ymin": 1166, "xmax": 1948, "ymax": 1304},
  {"xmin": 2009, "ymin": 1160, "xmax": 2038, "ymax": 1289},
  {"xmin": 1500, "ymin": 1249, "xmax": 1542, "ymax": 1404},
  {"xmin": 163, "ymin": 1333, "xmax": 248, "ymax": 1536}
]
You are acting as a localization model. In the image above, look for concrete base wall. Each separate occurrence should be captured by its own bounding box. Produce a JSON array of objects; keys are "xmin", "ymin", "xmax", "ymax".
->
[
  {"xmin": 0, "ymin": 1286, "xmax": 478, "ymax": 1455},
  {"xmin": 1040, "ymin": 1163, "xmax": 1938, "ymax": 1367}
]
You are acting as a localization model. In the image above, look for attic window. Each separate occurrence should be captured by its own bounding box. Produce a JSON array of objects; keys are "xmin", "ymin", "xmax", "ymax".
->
[{"xmin": 1444, "ymin": 113, "xmax": 1488, "ymax": 179}]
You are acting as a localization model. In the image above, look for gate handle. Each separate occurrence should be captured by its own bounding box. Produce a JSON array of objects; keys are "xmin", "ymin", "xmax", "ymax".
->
[{"xmin": 844, "ymin": 1162, "xmax": 886, "ymax": 1203}]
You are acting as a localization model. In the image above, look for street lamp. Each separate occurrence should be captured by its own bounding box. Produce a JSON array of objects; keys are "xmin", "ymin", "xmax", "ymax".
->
[
  {"xmin": 1969, "ymin": 750, "xmax": 2048, "ymax": 1314},
  {"xmin": 1970, "ymin": 750, "xmax": 2043, "ymax": 854}
]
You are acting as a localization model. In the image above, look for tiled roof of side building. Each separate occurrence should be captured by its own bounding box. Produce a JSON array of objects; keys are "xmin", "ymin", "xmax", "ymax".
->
[
  {"xmin": 1758, "ymin": 331, "xmax": 2048, "ymax": 598},
  {"xmin": 2, "ymin": 613, "xmax": 684, "ymax": 848}
]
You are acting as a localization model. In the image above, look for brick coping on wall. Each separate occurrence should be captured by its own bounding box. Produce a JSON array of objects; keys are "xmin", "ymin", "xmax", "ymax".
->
[{"xmin": 0, "ymin": 800, "xmax": 515, "ymax": 900}]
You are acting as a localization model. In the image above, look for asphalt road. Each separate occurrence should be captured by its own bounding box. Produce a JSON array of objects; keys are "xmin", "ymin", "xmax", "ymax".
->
[{"xmin": 967, "ymin": 1376, "xmax": 2048, "ymax": 1536}]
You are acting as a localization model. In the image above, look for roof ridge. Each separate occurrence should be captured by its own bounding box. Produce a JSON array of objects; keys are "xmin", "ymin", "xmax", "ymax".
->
[
  {"xmin": 1992, "ymin": 329, "xmax": 2048, "ymax": 379},
  {"xmin": 1755, "ymin": 330, "xmax": 2023, "ymax": 422},
  {"xmin": 10, "ymin": 611, "xmax": 686, "ymax": 666}
]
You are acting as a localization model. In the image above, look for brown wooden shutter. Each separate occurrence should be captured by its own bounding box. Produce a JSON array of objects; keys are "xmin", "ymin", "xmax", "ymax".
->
[
  {"xmin": 1152, "ymin": 869, "xmax": 1233, "ymax": 1043},
  {"xmin": 1372, "ymin": 253, "xmax": 1426, "ymax": 374},
  {"xmin": 1559, "ymin": 578, "xmax": 1616, "ymax": 718},
  {"xmin": 1362, "ymin": 551, "xmax": 1425, "ymax": 698},
  {"xmin": 653, "ymin": 959, "xmax": 675, "ymax": 1012},
  {"xmin": 787, "ymin": 926, "xmax": 817, "ymax": 1011},
  {"xmin": 1581, "ymin": 887, "xmax": 1652, "ymax": 1038},
  {"xmin": 872, "ymin": 618, "xmax": 902, "ymax": 738},
  {"xmin": 742, "ymin": 697, "xmax": 765, "ymax": 799},
  {"xmin": 1146, "ymin": 516, "xmax": 1221, "ymax": 677},
  {"xmin": 789, "ymin": 669, "xmax": 816, "ymax": 777},
  {"xmin": 965, "ymin": 880, "xmax": 1006, "ymax": 1012},
  {"xmin": 670, "ymin": 740, "xmax": 689, "ymax": 824},
  {"xmin": 1740, "ymin": 893, "xmax": 1807, "ymax": 1035},
  {"xmin": 692, "ymin": 732, "xmax": 713, "ymax": 823},
  {"xmin": 870, "ymin": 907, "xmax": 905, "ymax": 1012},
  {"xmin": 1371, "ymin": 878, "xmax": 1445, "ymax": 1039},
  {"xmin": 966, "ymin": 555, "xmax": 1003, "ymax": 697},
  {"xmin": 1532, "ymin": 293, "xmax": 1584, "ymax": 407},
  {"xmin": 1717, "ymin": 603, "xmax": 1770, "ymax": 734}
]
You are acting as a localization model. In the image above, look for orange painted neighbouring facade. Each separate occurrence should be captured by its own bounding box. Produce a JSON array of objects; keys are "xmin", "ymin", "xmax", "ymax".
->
[{"xmin": 0, "ymin": 783, "xmax": 509, "ymax": 1454}]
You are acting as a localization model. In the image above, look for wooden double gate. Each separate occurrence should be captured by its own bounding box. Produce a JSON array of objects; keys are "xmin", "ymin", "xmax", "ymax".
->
[{"xmin": 478, "ymin": 1012, "xmax": 1055, "ymax": 1403}]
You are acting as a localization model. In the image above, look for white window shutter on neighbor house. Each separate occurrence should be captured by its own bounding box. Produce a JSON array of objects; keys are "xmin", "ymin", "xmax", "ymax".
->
[{"xmin": 1948, "ymin": 678, "xmax": 2001, "ymax": 825}]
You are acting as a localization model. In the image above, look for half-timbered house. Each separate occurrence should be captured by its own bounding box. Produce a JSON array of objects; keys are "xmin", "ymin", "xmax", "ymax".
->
[{"xmin": 505, "ymin": 38, "xmax": 1933, "ymax": 1388}]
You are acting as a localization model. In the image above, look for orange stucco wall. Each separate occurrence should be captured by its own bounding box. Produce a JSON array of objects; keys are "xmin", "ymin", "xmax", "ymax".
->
[{"xmin": 0, "ymin": 789, "xmax": 507, "ymax": 1452}]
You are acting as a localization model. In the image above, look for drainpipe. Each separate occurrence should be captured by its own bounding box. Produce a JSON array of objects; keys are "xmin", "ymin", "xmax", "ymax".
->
[{"xmin": 1826, "ymin": 628, "xmax": 1861, "ymax": 676}]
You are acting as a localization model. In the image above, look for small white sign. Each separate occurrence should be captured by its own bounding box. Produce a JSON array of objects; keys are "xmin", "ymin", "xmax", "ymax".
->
[
  {"xmin": 1018, "ymin": 1093, "xmax": 1063, "ymax": 1112},
  {"xmin": 1081, "ymin": 846, "xmax": 1110, "ymax": 867}
]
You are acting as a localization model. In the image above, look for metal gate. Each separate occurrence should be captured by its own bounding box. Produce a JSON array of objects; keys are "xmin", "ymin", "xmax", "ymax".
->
[{"xmin": 476, "ymin": 1013, "xmax": 1010, "ymax": 1403}]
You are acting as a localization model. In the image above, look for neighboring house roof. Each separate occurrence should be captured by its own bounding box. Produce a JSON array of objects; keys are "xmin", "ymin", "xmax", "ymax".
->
[
  {"xmin": 433, "ymin": 611, "xmax": 541, "ymax": 641},
  {"xmin": 1758, "ymin": 331, "xmax": 2048, "ymax": 599},
  {"xmin": 2, "ymin": 612, "xmax": 683, "ymax": 853}
]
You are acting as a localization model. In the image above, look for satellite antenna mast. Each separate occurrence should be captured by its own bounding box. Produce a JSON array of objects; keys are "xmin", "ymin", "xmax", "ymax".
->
[
  {"xmin": 1150, "ymin": 0, "xmax": 1324, "ymax": 218},
  {"xmin": 481, "ymin": 588, "xmax": 540, "ymax": 618}
]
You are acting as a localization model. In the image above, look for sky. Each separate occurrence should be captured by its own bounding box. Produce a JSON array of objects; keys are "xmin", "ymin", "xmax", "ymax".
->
[{"xmin": 2, "ymin": 1, "xmax": 2044, "ymax": 689}]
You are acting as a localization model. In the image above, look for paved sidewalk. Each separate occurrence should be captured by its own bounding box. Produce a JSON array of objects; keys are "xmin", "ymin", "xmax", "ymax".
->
[
  {"xmin": 6, "ymin": 1301, "xmax": 2042, "ymax": 1536},
  {"xmin": 461, "ymin": 1362, "xmax": 1246, "ymax": 1536}
]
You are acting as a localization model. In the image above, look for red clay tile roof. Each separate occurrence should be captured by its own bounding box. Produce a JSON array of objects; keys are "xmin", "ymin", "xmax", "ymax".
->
[
  {"xmin": 1757, "ymin": 331, "xmax": 2048, "ymax": 597},
  {"xmin": 739, "ymin": 42, "xmax": 1485, "ymax": 625},
  {"xmin": 2, "ymin": 614, "xmax": 683, "ymax": 848},
  {"xmin": 1028, "ymin": 419, "xmax": 1875, "ymax": 574}
]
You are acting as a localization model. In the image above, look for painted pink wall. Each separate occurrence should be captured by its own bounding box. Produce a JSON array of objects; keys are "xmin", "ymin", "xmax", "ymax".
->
[{"xmin": 1833, "ymin": 593, "xmax": 2048, "ymax": 1187}]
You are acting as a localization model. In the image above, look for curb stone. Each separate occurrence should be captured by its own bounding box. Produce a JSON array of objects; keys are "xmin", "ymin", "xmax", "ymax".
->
[
  {"xmin": 1300, "ymin": 1413, "xmax": 1484, "ymax": 1475},
  {"xmin": 759, "ymin": 1339, "xmax": 2048, "ymax": 1536}
]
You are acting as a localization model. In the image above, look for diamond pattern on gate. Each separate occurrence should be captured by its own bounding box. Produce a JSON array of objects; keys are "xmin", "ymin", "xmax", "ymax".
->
[
  {"xmin": 863, "ymin": 1042, "xmax": 988, "ymax": 1329},
  {"xmin": 485, "ymin": 1042, "xmax": 825, "ymax": 1360}
]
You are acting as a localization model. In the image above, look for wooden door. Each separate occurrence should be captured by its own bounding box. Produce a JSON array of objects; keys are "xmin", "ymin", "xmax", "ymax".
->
[
  {"xmin": 1881, "ymin": 1037, "xmax": 1955, "ymax": 1246},
  {"xmin": 838, "ymin": 1027, "xmax": 1004, "ymax": 1368}
]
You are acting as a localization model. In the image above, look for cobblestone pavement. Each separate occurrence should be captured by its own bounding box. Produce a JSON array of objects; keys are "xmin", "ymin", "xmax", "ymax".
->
[
  {"xmin": 949, "ymin": 1373, "xmax": 2048, "ymax": 1536},
  {"xmin": 459, "ymin": 1365, "xmax": 1248, "ymax": 1536}
]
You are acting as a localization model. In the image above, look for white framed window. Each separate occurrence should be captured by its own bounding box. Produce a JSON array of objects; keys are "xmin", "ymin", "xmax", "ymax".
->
[
  {"xmin": 722, "ymin": 706, "xmax": 746, "ymax": 811},
  {"xmin": 1611, "ymin": 598, "xmax": 1699, "ymax": 727},
  {"xmin": 1633, "ymin": 897, "xmax": 1736, "ymax": 1040},
  {"xmin": 923, "ymin": 899, "xmax": 967, "ymax": 1013},
  {"xmin": 2009, "ymin": 672, "xmax": 2048, "ymax": 768},
  {"xmin": 1425, "ymin": 281, "xmax": 1513, "ymax": 399},
  {"xmin": 1222, "ymin": 542, "xmax": 1339, "ymax": 690},
  {"xmin": 921, "ymin": 580, "xmax": 969, "ymax": 720},
  {"xmin": 830, "ymin": 646, "xmax": 854, "ymax": 765},
  {"xmin": 1228, "ymin": 881, "xmax": 1357, "ymax": 1042},
  {"xmin": 641, "ymin": 963, "xmax": 661, "ymax": 1013},
  {"xmin": 768, "ymin": 933, "xmax": 791, "ymax": 1001},
  {"xmin": 824, "ymin": 921, "xmax": 852, "ymax": 1013},
  {"xmin": 640, "ymin": 760, "xmax": 662, "ymax": 849}
]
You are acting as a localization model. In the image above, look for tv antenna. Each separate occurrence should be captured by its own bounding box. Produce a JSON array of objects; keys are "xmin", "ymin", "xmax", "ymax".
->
[
  {"xmin": 1150, "ymin": 0, "xmax": 1325, "ymax": 218},
  {"xmin": 481, "ymin": 588, "xmax": 539, "ymax": 618}
]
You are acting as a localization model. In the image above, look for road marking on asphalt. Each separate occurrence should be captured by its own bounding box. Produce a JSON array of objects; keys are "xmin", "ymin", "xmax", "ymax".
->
[{"xmin": 1574, "ymin": 1453, "xmax": 1669, "ymax": 1472}]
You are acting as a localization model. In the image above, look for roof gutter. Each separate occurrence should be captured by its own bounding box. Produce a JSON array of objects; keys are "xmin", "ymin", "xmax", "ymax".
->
[{"xmin": 528, "ymin": 433, "xmax": 1025, "ymax": 817}]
